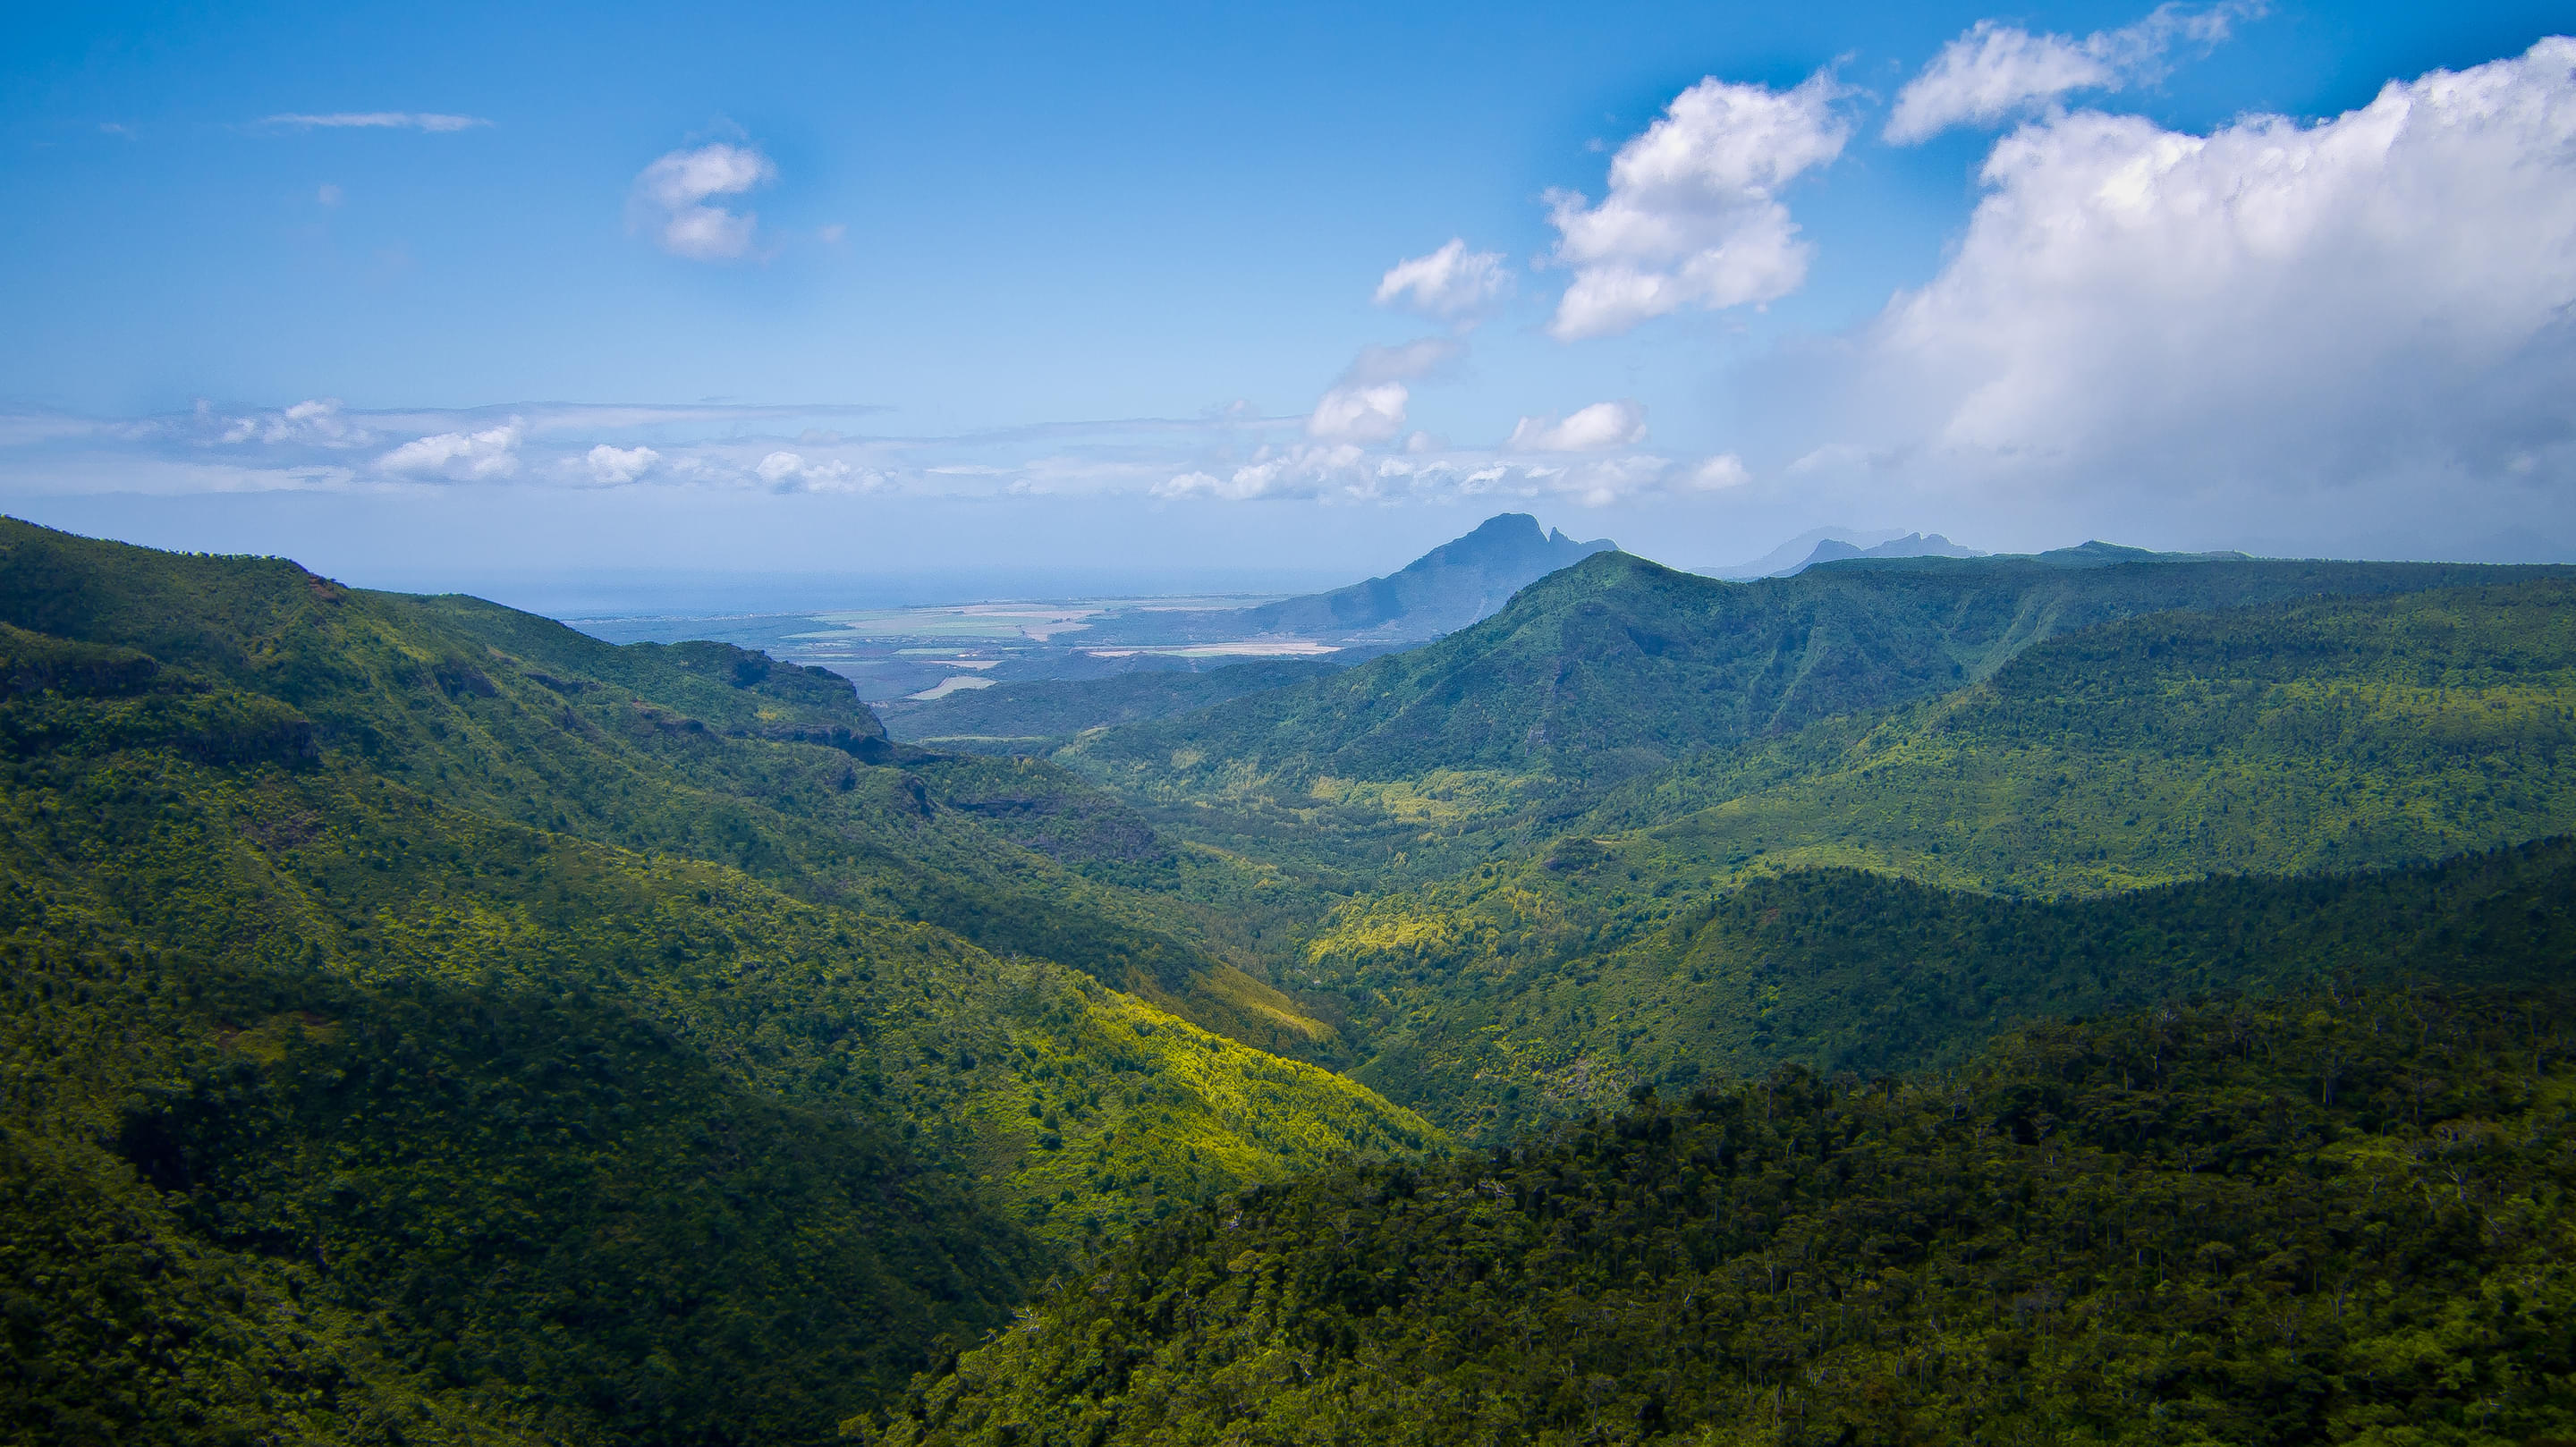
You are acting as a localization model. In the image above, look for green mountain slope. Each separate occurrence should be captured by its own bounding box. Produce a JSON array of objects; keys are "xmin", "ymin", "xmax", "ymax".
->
[
  {"xmin": 875, "ymin": 987, "xmax": 2576, "ymax": 1447},
  {"xmin": 1586, "ymin": 577, "xmax": 2576, "ymax": 895},
  {"xmin": 0, "ymin": 518, "xmax": 1340, "ymax": 1055},
  {"xmin": 1038, "ymin": 548, "xmax": 2570, "ymax": 1015},
  {"xmin": 0, "ymin": 525, "xmax": 1439, "ymax": 1444},
  {"xmin": 1315, "ymin": 841, "xmax": 2576, "ymax": 1136},
  {"xmin": 1063, "ymin": 548, "xmax": 2525, "ymax": 799},
  {"xmin": 1298, "ymin": 580, "xmax": 2576, "ymax": 1134},
  {"xmin": 8, "ymin": 900, "xmax": 1037, "ymax": 1447}
]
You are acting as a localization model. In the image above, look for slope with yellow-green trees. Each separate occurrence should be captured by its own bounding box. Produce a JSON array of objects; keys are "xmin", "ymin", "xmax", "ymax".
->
[
  {"xmin": 0, "ymin": 517, "xmax": 1343, "ymax": 1060},
  {"xmin": 0, "ymin": 520, "xmax": 1431, "ymax": 1447},
  {"xmin": 1288, "ymin": 578, "xmax": 2576, "ymax": 1135},
  {"xmin": 875, "ymin": 986, "xmax": 2576, "ymax": 1447}
]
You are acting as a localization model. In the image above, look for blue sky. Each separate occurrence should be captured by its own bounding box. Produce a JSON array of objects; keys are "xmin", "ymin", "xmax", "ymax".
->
[{"xmin": 4, "ymin": 1, "xmax": 2573, "ymax": 605}]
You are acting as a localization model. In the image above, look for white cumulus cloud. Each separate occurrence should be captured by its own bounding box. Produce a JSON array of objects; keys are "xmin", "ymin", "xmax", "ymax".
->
[
  {"xmin": 1508, "ymin": 401, "xmax": 1648, "ymax": 453},
  {"xmin": 377, "ymin": 421, "xmax": 523, "ymax": 480},
  {"xmin": 1886, "ymin": 3, "xmax": 2260, "ymax": 145},
  {"xmin": 1546, "ymin": 72, "xmax": 1849, "ymax": 340},
  {"xmin": 584, "ymin": 444, "xmax": 661, "ymax": 485},
  {"xmin": 630, "ymin": 143, "xmax": 777, "ymax": 261},
  {"xmin": 1787, "ymin": 36, "xmax": 2576, "ymax": 549},
  {"xmin": 1375, "ymin": 240, "xmax": 1513, "ymax": 322}
]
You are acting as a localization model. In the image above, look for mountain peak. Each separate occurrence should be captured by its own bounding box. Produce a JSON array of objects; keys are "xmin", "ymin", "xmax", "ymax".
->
[
  {"xmin": 1407, "ymin": 512, "xmax": 1613, "ymax": 575},
  {"xmin": 1236, "ymin": 514, "xmax": 1617, "ymax": 643}
]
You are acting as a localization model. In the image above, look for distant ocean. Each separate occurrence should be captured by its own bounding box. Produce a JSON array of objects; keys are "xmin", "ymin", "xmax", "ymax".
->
[{"xmin": 350, "ymin": 565, "xmax": 1360, "ymax": 621}]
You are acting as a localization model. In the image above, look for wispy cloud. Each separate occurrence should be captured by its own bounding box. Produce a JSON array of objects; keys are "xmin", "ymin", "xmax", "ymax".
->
[
  {"xmin": 0, "ymin": 391, "xmax": 1699, "ymax": 511},
  {"xmin": 1507, "ymin": 401, "xmax": 1648, "ymax": 453},
  {"xmin": 1375, "ymin": 240, "xmax": 1513, "ymax": 324},
  {"xmin": 257, "ymin": 112, "xmax": 493, "ymax": 132},
  {"xmin": 1885, "ymin": 2, "xmax": 2262, "ymax": 144},
  {"xmin": 756, "ymin": 451, "xmax": 882, "ymax": 493},
  {"xmin": 219, "ymin": 398, "xmax": 375, "ymax": 448}
]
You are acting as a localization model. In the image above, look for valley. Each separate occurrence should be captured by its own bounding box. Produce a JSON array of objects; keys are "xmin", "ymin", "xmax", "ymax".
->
[
  {"xmin": 8, "ymin": 513, "xmax": 2576, "ymax": 1445},
  {"xmin": 21, "ymin": 10, "xmax": 2576, "ymax": 1443}
]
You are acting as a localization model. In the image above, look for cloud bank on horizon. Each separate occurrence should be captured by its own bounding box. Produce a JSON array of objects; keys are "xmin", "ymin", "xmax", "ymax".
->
[{"xmin": 7, "ymin": 6, "xmax": 2575, "ymax": 566}]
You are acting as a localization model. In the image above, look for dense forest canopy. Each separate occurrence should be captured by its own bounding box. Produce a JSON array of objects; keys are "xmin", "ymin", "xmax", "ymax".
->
[
  {"xmin": 7, "ymin": 517, "xmax": 2576, "ymax": 1445},
  {"xmin": 877, "ymin": 988, "xmax": 2576, "ymax": 1447},
  {"xmin": 0, "ymin": 520, "xmax": 1427, "ymax": 1445}
]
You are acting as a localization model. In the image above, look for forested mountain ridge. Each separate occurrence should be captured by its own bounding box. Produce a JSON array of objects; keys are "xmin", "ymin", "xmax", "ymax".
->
[
  {"xmin": 875, "ymin": 986, "xmax": 2576, "ymax": 1447},
  {"xmin": 16, "ymin": 516, "xmax": 2576, "ymax": 1446},
  {"xmin": 0, "ymin": 519, "xmax": 1341, "ymax": 1057},
  {"xmin": 1295, "ymin": 578, "xmax": 2576, "ymax": 1133},
  {"xmin": 1055, "ymin": 547, "xmax": 2547, "ymax": 885},
  {"xmin": 0, "ymin": 521, "xmax": 1436, "ymax": 1444},
  {"xmin": 1312, "ymin": 838, "xmax": 2576, "ymax": 1137},
  {"xmin": 1063, "ymin": 547, "xmax": 2532, "ymax": 791},
  {"xmin": 1584, "ymin": 575, "xmax": 2576, "ymax": 894}
]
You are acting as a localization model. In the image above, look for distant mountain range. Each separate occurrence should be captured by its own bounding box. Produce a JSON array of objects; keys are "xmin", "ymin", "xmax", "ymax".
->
[
  {"xmin": 1701, "ymin": 527, "xmax": 1986, "ymax": 579},
  {"xmin": 590, "ymin": 512, "xmax": 1617, "ymax": 705},
  {"xmin": 1080, "ymin": 512, "xmax": 1616, "ymax": 648},
  {"xmin": 1233, "ymin": 512, "xmax": 1617, "ymax": 642},
  {"xmin": 1055, "ymin": 544, "xmax": 2512, "ymax": 802},
  {"xmin": 881, "ymin": 513, "xmax": 1616, "ymax": 739},
  {"xmin": 1787, "ymin": 529, "xmax": 1984, "ymax": 572}
]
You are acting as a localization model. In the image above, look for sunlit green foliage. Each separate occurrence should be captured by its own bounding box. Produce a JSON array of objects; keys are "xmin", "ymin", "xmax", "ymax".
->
[
  {"xmin": 2, "ymin": 845, "xmax": 1035, "ymax": 1446},
  {"xmin": 877, "ymin": 987, "xmax": 2576, "ymax": 1447},
  {"xmin": 0, "ymin": 520, "xmax": 1436, "ymax": 1444},
  {"xmin": 1312, "ymin": 841, "xmax": 2576, "ymax": 1137},
  {"xmin": 17, "ymin": 516, "xmax": 2576, "ymax": 1446},
  {"xmin": 1297, "ymin": 580, "xmax": 2576, "ymax": 1135},
  {"xmin": 1058, "ymin": 550, "xmax": 2539, "ymax": 884},
  {"xmin": 1588, "ymin": 579, "xmax": 2576, "ymax": 894},
  {"xmin": 0, "ymin": 519, "xmax": 1337, "ymax": 1049}
]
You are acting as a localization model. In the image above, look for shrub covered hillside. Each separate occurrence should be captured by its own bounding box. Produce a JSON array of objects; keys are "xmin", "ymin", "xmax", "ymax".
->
[
  {"xmin": 875, "ymin": 988, "xmax": 2576, "ymax": 1447},
  {"xmin": 1055, "ymin": 548, "xmax": 2538, "ymax": 883},
  {"xmin": 0, "ymin": 517, "xmax": 1342, "ymax": 1057},
  {"xmin": 1308, "ymin": 840, "xmax": 2576, "ymax": 1138},
  {"xmin": 0, "ymin": 526, "xmax": 1434, "ymax": 1446},
  {"xmin": 1586, "ymin": 578, "xmax": 2576, "ymax": 896},
  {"xmin": 4, "ymin": 890, "xmax": 1037, "ymax": 1447},
  {"xmin": 1290, "ymin": 577, "xmax": 2576, "ymax": 1133}
]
